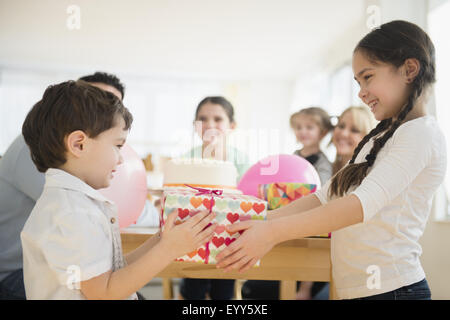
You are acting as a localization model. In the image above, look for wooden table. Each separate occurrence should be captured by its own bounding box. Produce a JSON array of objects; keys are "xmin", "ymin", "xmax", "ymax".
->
[{"xmin": 121, "ymin": 227, "xmax": 336, "ymax": 300}]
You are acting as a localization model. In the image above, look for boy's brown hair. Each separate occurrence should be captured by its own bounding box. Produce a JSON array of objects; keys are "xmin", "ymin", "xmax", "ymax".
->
[{"xmin": 22, "ymin": 80, "xmax": 133, "ymax": 172}]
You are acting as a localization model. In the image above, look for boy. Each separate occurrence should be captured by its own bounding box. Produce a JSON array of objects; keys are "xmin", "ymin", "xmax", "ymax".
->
[
  {"xmin": 0, "ymin": 72, "xmax": 125, "ymax": 300},
  {"xmin": 21, "ymin": 80, "xmax": 215, "ymax": 299}
]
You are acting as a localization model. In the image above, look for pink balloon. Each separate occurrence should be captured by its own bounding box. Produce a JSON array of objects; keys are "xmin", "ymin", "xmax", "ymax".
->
[
  {"xmin": 237, "ymin": 154, "xmax": 321, "ymax": 197},
  {"xmin": 100, "ymin": 144, "xmax": 147, "ymax": 228}
]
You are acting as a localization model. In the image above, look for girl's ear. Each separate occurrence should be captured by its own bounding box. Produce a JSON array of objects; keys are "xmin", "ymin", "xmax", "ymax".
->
[
  {"xmin": 403, "ymin": 58, "xmax": 421, "ymax": 83},
  {"xmin": 65, "ymin": 130, "xmax": 88, "ymax": 158}
]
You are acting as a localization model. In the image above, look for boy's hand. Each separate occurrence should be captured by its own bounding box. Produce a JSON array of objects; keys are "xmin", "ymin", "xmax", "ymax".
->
[{"xmin": 161, "ymin": 210, "xmax": 216, "ymax": 259}]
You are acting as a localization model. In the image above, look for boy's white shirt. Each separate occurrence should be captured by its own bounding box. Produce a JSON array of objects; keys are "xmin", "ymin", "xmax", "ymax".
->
[
  {"xmin": 315, "ymin": 116, "xmax": 447, "ymax": 299},
  {"xmin": 21, "ymin": 168, "xmax": 138, "ymax": 300}
]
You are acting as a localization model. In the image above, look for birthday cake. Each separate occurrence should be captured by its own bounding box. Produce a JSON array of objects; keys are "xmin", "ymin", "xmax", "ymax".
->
[{"xmin": 163, "ymin": 158, "xmax": 239, "ymax": 192}]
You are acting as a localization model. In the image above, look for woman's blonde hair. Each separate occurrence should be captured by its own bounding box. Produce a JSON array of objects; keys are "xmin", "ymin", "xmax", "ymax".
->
[{"xmin": 332, "ymin": 106, "xmax": 377, "ymax": 175}]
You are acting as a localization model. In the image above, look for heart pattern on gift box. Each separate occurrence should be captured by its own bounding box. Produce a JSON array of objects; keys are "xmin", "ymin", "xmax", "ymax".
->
[
  {"xmin": 240, "ymin": 202, "xmax": 252, "ymax": 213},
  {"xmin": 225, "ymin": 237, "xmax": 236, "ymax": 246},
  {"xmin": 178, "ymin": 196, "xmax": 190, "ymax": 207},
  {"xmin": 165, "ymin": 195, "xmax": 177, "ymax": 206},
  {"xmin": 215, "ymin": 225, "xmax": 225, "ymax": 234},
  {"xmin": 227, "ymin": 212, "xmax": 239, "ymax": 223},
  {"xmin": 228, "ymin": 201, "xmax": 240, "ymax": 211},
  {"xmin": 215, "ymin": 199, "xmax": 228, "ymax": 211},
  {"xmin": 178, "ymin": 208, "xmax": 190, "ymax": 219},
  {"xmin": 253, "ymin": 203, "xmax": 265, "ymax": 214},
  {"xmin": 162, "ymin": 190, "xmax": 267, "ymax": 264},
  {"xmin": 197, "ymin": 248, "xmax": 207, "ymax": 259},
  {"xmin": 212, "ymin": 236, "xmax": 225, "ymax": 247},
  {"xmin": 190, "ymin": 197, "xmax": 203, "ymax": 208},
  {"xmin": 203, "ymin": 198, "xmax": 215, "ymax": 210}
]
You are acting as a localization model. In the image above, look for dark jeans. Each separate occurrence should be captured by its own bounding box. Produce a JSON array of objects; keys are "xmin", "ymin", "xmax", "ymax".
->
[
  {"xmin": 241, "ymin": 280, "xmax": 327, "ymax": 300},
  {"xmin": 180, "ymin": 278, "xmax": 235, "ymax": 300},
  {"xmin": 0, "ymin": 269, "xmax": 26, "ymax": 300},
  {"xmin": 352, "ymin": 278, "xmax": 431, "ymax": 300}
]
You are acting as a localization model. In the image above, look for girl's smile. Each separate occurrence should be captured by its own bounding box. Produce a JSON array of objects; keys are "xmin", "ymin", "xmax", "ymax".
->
[{"xmin": 352, "ymin": 50, "xmax": 411, "ymax": 121}]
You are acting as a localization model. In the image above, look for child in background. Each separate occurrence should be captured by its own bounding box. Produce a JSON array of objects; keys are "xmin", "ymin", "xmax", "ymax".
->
[
  {"xmin": 291, "ymin": 107, "xmax": 334, "ymax": 186},
  {"xmin": 217, "ymin": 20, "xmax": 446, "ymax": 300},
  {"xmin": 179, "ymin": 96, "xmax": 250, "ymax": 300},
  {"xmin": 185, "ymin": 96, "xmax": 249, "ymax": 179},
  {"xmin": 20, "ymin": 80, "xmax": 215, "ymax": 299}
]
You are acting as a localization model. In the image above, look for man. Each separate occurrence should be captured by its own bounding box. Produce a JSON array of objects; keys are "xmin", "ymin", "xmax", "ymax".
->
[{"xmin": 0, "ymin": 72, "xmax": 127, "ymax": 299}]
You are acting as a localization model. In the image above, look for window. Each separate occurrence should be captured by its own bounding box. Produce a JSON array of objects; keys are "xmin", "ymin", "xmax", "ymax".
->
[{"xmin": 429, "ymin": 0, "xmax": 450, "ymax": 220}]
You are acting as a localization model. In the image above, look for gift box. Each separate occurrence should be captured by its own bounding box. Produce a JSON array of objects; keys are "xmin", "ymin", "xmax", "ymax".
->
[
  {"xmin": 258, "ymin": 183, "xmax": 330, "ymax": 238},
  {"xmin": 160, "ymin": 186, "xmax": 267, "ymax": 264},
  {"xmin": 258, "ymin": 182, "xmax": 317, "ymax": 210}
]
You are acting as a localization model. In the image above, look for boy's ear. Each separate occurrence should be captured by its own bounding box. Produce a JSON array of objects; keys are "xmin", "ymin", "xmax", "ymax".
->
[
  {"xmin": 403, "ymin": 58, "xmax": 420, "ymax": 83},
  {"xmin": 65, "ymin": 130, "xmax": 88, "ymax": 158}
]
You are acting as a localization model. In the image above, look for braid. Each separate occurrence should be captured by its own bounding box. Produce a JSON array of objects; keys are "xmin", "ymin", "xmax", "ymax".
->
[
  {"xmin": 349, "ymin": 119, "xmax": 391, "ymax": 165},
  {"xmin": 329, "ymin": 81, "xmax": 423, "ymax": 198}
]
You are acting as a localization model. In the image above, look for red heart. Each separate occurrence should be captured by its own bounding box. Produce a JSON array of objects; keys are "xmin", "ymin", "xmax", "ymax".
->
[
  {"xmin": 225, "ymin": 237, "xmax": 236, "ymax": 246},
  {"xmin": 215, "ymin": 225, "xmax": 225, "ymax": 234},
  {"xmin": 239, "ymin": 214, "xmax": 251, "ymax": 221},
  {"xmin": 227, "ymin": 212, "xmax": 239, "ymax": 224},
  {"xmin": 198, "ymin": 248, "xmax": 207, "ymax": 259},
  {"xmin": 203, "ymin": 198, "xmax": 215, "ymax": 210},
  {"xmin": 178, "ymin": 208, "xmax": 189, "ymax": 219},
  {"xmin": 212, "ymin": 236, "xmax": 225, "ymax": 247},
  {"xmin": 253, "ymin": 203, "xmax": 265, "ymax": 214}
]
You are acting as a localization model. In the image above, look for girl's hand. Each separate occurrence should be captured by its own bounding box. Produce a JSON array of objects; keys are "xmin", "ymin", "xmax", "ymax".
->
[
  {"xmin": 215, "ymin": 220, "xmax": 275, "ymax": 273},
  {"xmin": 161, "ymin": 210, "xmax": 216, "ymax": 259}
]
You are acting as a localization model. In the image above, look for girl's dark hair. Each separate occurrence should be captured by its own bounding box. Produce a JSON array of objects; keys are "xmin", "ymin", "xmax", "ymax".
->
[
  {"xmin": 329, "ymin": 20, "xmax": 436, "ymax": 198},
  {"xmin": 194, "ymin": 96, "xmax": 235, "ymax": 123},
  {"xmin": 22, "ymin": 80, "xmax": 133, "ymax": 172}
]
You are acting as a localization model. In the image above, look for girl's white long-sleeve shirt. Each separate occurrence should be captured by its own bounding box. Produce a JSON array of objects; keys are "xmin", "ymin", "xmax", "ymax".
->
[{"xmin": 314, "ymin": 115, "xmax": 447, "ymax": 299}]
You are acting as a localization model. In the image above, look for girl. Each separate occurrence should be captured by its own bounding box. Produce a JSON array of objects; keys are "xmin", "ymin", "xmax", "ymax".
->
[
  {"xmin": 216, "ymin": 20, "xmax": 447, "ymax": 300},
  {"xmin": 332, "ymin": 106, "xmax": 376, "ymax": 174},
  {"xmin": 291, "ymin": 107, "xmax": 334, "ymax": 186},
  {"xmin": 180, "ymin": 96, "xmax": 250, "ymax": 300}
]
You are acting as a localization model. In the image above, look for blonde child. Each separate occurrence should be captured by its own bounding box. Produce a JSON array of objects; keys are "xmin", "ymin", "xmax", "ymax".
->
[
  {"xmin": 20, "ymin": 81, "xmax": 215, "ymax": 299},
  {"xmin": 217, "ymin": 20, "xmax": 446, "ymax": 300},
  {"xmin": 291, "ymin": 107, "xmax": 334, "ymax": 186}
]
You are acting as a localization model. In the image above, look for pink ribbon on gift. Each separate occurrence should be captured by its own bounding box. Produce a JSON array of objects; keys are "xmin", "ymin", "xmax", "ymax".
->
[
  {"xmin": 184, "ymin": 184, "xmax": 225, "ymax": 264},
  {"xmin": 184, "ymin": 184, "xmax": 223, "ymax": 197}
]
